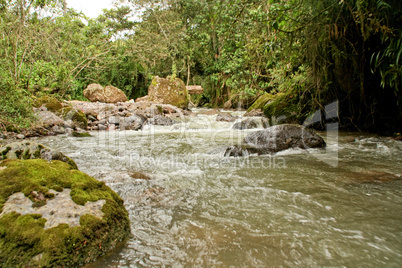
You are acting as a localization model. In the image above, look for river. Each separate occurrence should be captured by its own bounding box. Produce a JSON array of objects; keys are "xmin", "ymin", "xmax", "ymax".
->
[{"xmin": 34, "ymin": 109, "xmax": 402, "ymax": 267}]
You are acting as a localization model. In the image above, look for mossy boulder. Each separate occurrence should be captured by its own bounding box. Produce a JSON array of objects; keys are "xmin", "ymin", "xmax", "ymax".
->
[
  {"xmin": 247, "ymin": 94, "xmax": 275, "ymax": 112},
  {"xmin": 148, "ymin": 76, "xmax": 189, "ymax": 109},
  {"xmin": 60, "ymin": 107, "xmax": 88, "ymax": 129},
  {"xmin": 83, "ymin": 84, "xmax": 128, "ymax": 103},
  {"xmin": 33, "ymin": 96, "xmax": 63, "ymax": 112},
  {"xmin": 263, "ymin": 92, "xmax": 304, "ymax": 124},
  {"xmin": 72, "ymin": 131, "xmax": 92, "ymax": 138},
  {"xmin": 0, "ymin": 142, "xmax": 78, "ymax": 169},
  {"xmin": 0, "ymin": 159, "xmax": 130, "ymax": 267}
]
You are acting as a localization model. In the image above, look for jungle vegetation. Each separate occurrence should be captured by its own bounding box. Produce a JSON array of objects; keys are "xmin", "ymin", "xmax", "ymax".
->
[{"xmin": 0, "ymin": 0, "xmax": 401, "ymax": 132}]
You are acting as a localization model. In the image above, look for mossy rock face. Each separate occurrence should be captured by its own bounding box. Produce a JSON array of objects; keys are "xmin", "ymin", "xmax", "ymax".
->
[
  {"xmin": 33, "ymin": 96, "xmax": 63, "ymax": 112},
  {"xmin": 263, "ymin": 92, "xmax": 302, "ymax": 124},
  {"xmin": 60, "ymin": 107, "xmax": 88, "ymax": 129},
  {"xmin": 148, "ymin": 76, "xmax": 189, "ymax": 109},
  {"xmin": 247, "ymin": 94, "xmax": 275, "ymax": 112},
  {"xmin": 0, "ymin": 142, "xmax": 78, "ymax": 169},
  {"xmin": 72, "ymin": 131, "xmax": 92, "ymax": 138},
  {"xmin": 0, "ymin": 159, "xmax": 130, "ymax": 267}
]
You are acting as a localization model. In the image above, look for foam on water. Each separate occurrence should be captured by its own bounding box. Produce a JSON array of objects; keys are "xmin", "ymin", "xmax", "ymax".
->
[{"xmin": 32, "ymin": 111, "xmax": 402, "ymax": 267}]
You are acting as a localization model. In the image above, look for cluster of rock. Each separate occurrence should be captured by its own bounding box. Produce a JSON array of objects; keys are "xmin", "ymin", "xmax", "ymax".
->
[
  {"xmin": 0, "ymin": 77, "xmax": 195, "ymax": 140},
  {"xmin": 0, "ymin": 141, "xmax": 78, "ymax": 169},
  {"xmin": 69, "ymin": 100, "xmax": 193, "ymax": 131}
]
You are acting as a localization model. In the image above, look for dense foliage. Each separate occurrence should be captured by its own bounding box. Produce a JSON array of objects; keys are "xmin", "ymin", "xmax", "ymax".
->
[{"xmin": 0, "ymin": 0, "xmax": 400, "ymax": 132}]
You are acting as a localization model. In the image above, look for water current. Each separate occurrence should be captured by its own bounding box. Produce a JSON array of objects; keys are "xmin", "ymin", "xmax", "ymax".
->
[{"xmin": 34, "ymin": 109, "xmax": 402, "ymax": 267}]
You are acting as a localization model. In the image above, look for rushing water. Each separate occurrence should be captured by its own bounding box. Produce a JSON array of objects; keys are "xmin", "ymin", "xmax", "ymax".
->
[{"xmin": 33, "ymin": 109, "xmax": 402, "ymax": 267}]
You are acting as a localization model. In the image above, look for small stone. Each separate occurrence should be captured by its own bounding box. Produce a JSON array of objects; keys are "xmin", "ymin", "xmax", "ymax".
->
[
  {"xmin": 52, "ymin": 125, "xmax": 66, "ymax": 134},
  {"xmin": 98, "ymin": 119, "xmax": 107, "ymax": 125},
  {"xmin": 16, "ymin": 134, "xmax": 25, "ymax": 139},
  {"xmin": 65, "ymin": 128, "xmax": 73, "ymax": 134},
  {"xmin": 87, "ymin": 115, "xmax": 97, "ymax": 122},
  {"xmin": 108, "ymin": 116, "xmax": 120, "ymax": 125},
  {"xmin": 98, "ymin": 124, "xmax": 107, "ymax": 131},
  {"xmin": 64, "ymin": 120, "xmax": 74, "ymax": 128}
]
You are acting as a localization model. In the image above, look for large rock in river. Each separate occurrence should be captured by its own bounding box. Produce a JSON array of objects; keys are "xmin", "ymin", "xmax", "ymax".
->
[
  {"xmin": 233, "ymin": 119, "xmax": 259, "ymax": 130},
  {"xmin": 0, "ymin": 159, "xmax": 130, "ymax": 267},
  {"xmin": 244, "ymin": 124, "xmax": 326, "ymax": 153},
  {"xmin": 225, "ymin": 124, "xmax": 325, "ymax": 156},
  {"xmin": 148, "ymin": 76, "xmax": 188, "ymax": 109},
  {"xmin": 84, "ymin": 84, "xmax": 128, "ymax": 103}
]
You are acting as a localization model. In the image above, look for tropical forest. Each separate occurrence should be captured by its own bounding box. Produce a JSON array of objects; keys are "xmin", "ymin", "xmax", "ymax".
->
[{"xmin": 0, "ymin": 0, "xmax": 401, "ymax": 267}]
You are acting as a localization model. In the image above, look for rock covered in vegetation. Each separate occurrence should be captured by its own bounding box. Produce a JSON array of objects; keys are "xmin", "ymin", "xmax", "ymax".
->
[
  {"xmin": 225, "ymin": 124, "xmax": 325, "ymax": 156},
  {"xmin": 60, "ymin": 106, "xmax": 88, "ymax": 130},
  {"xmin": 243, "ymin": 109, "xmax": 264, "ymax": 117},
  {"xmin": 36, "ymin": 111, "xmax": 65, "ymax": 127},
  {"xmin": 0, "ymin": 159, "xmax": 130, "ymax": 267},
  {"xmin": 33, "ymin": 96, "xmax": 63, "ymax": 112},
  {"xmin": 0, "ymin": 141, "xmax": 78, "ymax": 169},
  {"xmin": 246, "ymin": 94, "xmax": 274, "ymax": 112},
  {"xmin": 148, "ymin": 76, "xmax": 189, "ymax": 109},
  {"xmin": 84, "ymin": 84, "xmax": 128, "ymax": 103}
]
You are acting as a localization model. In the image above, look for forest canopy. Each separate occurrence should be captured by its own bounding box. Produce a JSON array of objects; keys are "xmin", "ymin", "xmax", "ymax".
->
[{"xmin": 0, "ymin": 0, "xmax": 401, "ymax": 132}]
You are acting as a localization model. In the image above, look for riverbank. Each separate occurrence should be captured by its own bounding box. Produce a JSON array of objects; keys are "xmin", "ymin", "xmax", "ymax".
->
[{"xmin": 1, "ymin": 98, "xmax": 401, "ymax": 143}]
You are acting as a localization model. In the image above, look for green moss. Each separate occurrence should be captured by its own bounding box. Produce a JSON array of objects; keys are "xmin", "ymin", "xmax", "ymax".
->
[
  {"xmin": 263, "ymin": 92, "xmax": 303, "ymax": 124},
  {"xmin": 15, "ymin": 149, "xmax": 23, "ymax": 159},
  {"xmin": 72, "ymin": 132, "xmax": 92, "ymax": 138},
  {"xmin": 72, "ymin": 111, "xmax": 88, "ymax": 129},
  {"xmin": 149, "ymin": 76, "xmax": 188, "ymax": 108},
  {"xmin": 0, "ymin": 159, "xmax": 130, "ymax": 267},
  {"xmin": 59, "ymin": 106, "xmax": 73, "ymax": 117},
  {"xmin": 5, "ymin": 125, "xmax": 18, "ymax": 132},
  {"xmin": 33, "ymin": 96, "xmax": 62, "ymax": 112},
  {"xmin": 23, "ymin": 149, "xmax": 31, "ymax": 160},
  {"xmin": 1, "ymin": 147, "xmax": 11, "ymax": 159},
  {"xmin": 247, "ymin": 94, "xmax": 275, "ymax": 112},
  {"xmin": 59, "ymin": 107, "xmax": 88, "ymax": 129},
  {"xmin": 32, "ymin": 146, "xmax": 42, "ymax": 159}
]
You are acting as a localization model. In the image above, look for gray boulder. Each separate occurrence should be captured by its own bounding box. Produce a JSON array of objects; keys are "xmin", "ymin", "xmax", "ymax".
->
[
  {"xmin": 224, "ymin": 124, "xmax": 325, "ymax": 157},
  {"xmin": 121, "ymin": 115, "xmax": 144, "ymax": 130},
  {"xmin": 233, "ymin": 119, "xmax": 259, "ymax": 130},
  {"xmin": 36, "ymin": 111, "xmax": 64, "ymax": 127},
  {"xmin": 244, "ymin": 124, "xmax": 326, "ymax": 153}
]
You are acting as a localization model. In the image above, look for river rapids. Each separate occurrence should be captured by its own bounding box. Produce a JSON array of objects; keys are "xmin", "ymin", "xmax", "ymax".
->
[{"xmin": 34, "ymin": 109, "xmax": 402, "ymax": 267}]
